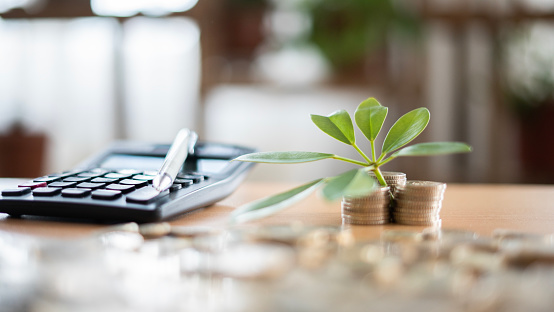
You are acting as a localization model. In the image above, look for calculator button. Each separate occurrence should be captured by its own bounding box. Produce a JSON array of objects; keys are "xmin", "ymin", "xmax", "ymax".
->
[
  {"xmin": 91, "ymin": 190, "xmax": 122, "ymax": 200},
  {"xmin": 89, "ymin": 168, "xmax": 110, "ymax": 174},
  {"xmin": 91, "ymin": 177, "xmax": 118, "ymax": 184},
  {"xmin": 120, "ymin": 179, "xmax": 148, "ymax": 188},
  {"xmin": 173, "ymin": 178, "xmax": 193, "ymax": 187},
  {"xmin": 117, "ymin": 169, "xmax": 141, "ymax": 175},
  {"xmin": 32, "ymin": 187, "xmax": 62, "ymax": 197},
  {"xmin": 104, "ymin": 173, "xmax": 132, "ymax": 179},
  {"xmin": 18, "ymin": 181, "xmax": 47, "ymax": 189},
  {"xmin": 177, "ymin": 174, "xmax": 205, "ymax": 183},
  {"xmin": 48, "ymin": 170, "xmax": 83, "ymax": 178},
  {"xmin": 33, "ymin": 176, "xmax": 60, "ymax": 183},
  {"xmin": 76, "ymin": 182, "xmax": 106, "ymax": 190},
  {"xmin": 78, "ymin": 172, "xmax": 105, "ymax": 178},
  {"xmin": 63, "ymin": 177, "xmax": 91, "ymax": 183},
  {"xmin": 142, "ymin": 170, "xmax": 158, "ymax": 176},
  {"xmin": 126, "ymin": 187, "xmax": 161, "ymax": 204},
  {"xmin": 132, "ymin": 175, "xmax": 154, "ymax": 182},
  {"xmin": 106, "ymin": 183, "xmax": 135, "ymax": 194},
  {"xmin": 2, "ymin": 188, "xmax": 31, "ymax": 196},
  {"xmin": 169, "ymin": 184, "xmax": 182, "ymax": 192},
  {"xmin": 48, "ymin": 181, "xmax": 78, "ymax": 188},
  {"xmin": 62, "ymin": 188, "xmax": 91, "ymax": 197}
]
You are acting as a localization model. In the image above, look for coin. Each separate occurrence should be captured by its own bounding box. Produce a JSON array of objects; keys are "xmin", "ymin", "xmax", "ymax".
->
[
  {"xmin": 394, "ymin": 217, "xmax": 441, "ymax": 225},
  {"xmin": 342, "ymin": 199, "xmax": 389, "ymax": 206},
  {"xmin": 393, "ymin": 208, "xmax": 441, "ymax": 216},
  {"xmin": 170, "ymin": 225, "xmax": 221, "ymax": 238},
  {"xmin": 342, "ymin": 218, "xmax": 389, "ymax": 225},
  {"xmin": 394, "ymin": 199, "xmax": 443, "ymax": 209},
  {"xmin": 369, "ymin": 171, "xmax": 407, "ymax": 194},
  {"xmin": 343, "ymin": 186, "xmax": 391, "ymax": 198},
  {"xmin": 395, "ymin": 181, "xmax": 446, "ymax": 196},
  {"xmin": 342, "ymin": 186, "xmax": 392, "ymax": 226},
  {"xmin": 139, "ymin": 222, "xmax": 171, "ymax": 238},
  {"xmin": 342, "ymin": 215, "xmax": 390, "ymax": 222},
  {"xmin": 393, "ymin": 213, "xmax": 439, "ymax": 221},
  {"xmin": 369, "ymin": 171, "xmax": 406, "ymax": 180},
  {"xmin": 342, "ymin": 213, "xmax": 389, "ymax": 220},
  {"xmin": 395, "ymin": 193, "xmax": 445, "ymax": 202},
  {"xmin": 342, "ymin": 208, "xmax": 389, "ymax": 215},
  {"xmin": 391, "ymin": 180, "xmax": 446, "ymax": 225},
  {"xmin": 393, "ymin": 203, "xmax": 442, "ymax": 212},
  {"xmin": 342, "ymin": 203, "xmax": 389, "ymax": 210}
]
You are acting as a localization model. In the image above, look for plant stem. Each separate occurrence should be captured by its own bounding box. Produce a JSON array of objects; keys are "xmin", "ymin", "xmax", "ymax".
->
[
  {"xmin": 377, "ymin": 155, "xmax": 395, "ymax": 167},
  {"xmin": 373, "ymin": 167, "xmax": 387, "ymax": 187},
  {"xmin": 332, "ymin": 155, "xmax": 370, "ymax": 167},
  {"xmin": 370, "ymin": 140, "xmax": 377, "ymax": 163},
  {"xmin": 352, "ymin": 143, "xmax": 373, "ymax": 165}
]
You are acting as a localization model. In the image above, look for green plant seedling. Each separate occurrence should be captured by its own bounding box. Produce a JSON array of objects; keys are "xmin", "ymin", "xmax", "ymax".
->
[{"xmin": 232, "ymin": 97, "xmax": 471, "ymax": 223}]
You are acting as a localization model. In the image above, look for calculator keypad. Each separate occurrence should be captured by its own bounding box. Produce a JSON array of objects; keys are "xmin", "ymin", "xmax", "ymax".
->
[
  {"xmin": 48, "ymin": 181, "xmax": 78, "ymax": 188},
  {"xmin": 32, "ymin": 187, "xmax": 62, "ymax": 196},
  {"xmin": 2, "ymin": 169, "xmax": 208, "ymax": 205},
  {"xmin": 1, "ymin": 188, "xmax": 32, "ymax": 196},
  {"xmin": 61, "ymin": 188, "xmax": 91, "ymax": 197}
]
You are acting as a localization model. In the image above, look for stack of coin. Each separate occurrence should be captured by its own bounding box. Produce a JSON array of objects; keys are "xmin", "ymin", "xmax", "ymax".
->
[
  {"xmin": 392, "ymin": 181, "xmax": 446, "ymax": 226},
  {"xmin": 369, "ymin": 171, "xmax": 406, "ymax": 195},
  {"xmin": 341, "ymin": 187, "xmax": 391, "ymax": 225}
]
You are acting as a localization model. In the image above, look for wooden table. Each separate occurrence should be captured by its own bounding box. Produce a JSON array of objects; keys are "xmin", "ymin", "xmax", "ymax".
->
[{"xmin": 1, "ymin": 178, "xmax": 553, "ymax": 240}]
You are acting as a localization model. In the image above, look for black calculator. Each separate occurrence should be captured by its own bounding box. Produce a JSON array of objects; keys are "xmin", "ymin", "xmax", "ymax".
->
[{"xmin": 0, "ymin": 141, "xmax": 255, "ymax": 222}]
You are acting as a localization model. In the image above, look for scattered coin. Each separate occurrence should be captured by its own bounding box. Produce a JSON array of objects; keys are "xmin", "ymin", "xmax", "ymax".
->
[{"xmin": 139, "ymin": 222, "xmax": 172, "ymax": 238}]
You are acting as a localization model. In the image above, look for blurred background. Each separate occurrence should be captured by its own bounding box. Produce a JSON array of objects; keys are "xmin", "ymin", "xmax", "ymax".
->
[{"xmin": 0, "ymin": 0, "xmax": 553, "ymax": 184}]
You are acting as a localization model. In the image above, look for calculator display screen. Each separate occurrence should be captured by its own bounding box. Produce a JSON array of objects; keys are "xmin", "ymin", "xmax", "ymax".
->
[
  {"xmin": 197, "ymin": 159, "xmax": 230, "ymax": 174},
  {"xmin": 98, "ymin": 154, "xmax": 231, "ymax": 174},
  {"xmin": 99, "ymin": 154, "xmax": 165, "ymax": 171}
]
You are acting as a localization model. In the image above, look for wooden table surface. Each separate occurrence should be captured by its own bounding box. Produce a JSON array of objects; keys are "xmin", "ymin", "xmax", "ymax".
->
[{"xmin": 1, "ymin": 178, "xmax": 553, "ymax": 240}]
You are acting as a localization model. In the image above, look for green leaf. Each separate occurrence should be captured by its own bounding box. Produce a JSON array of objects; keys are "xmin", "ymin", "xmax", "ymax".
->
[
  {"xmin": 311, "ymin": 110, "xmax": 355, "ymax": 145},
  {"xmin": 231, "ymin": 179, "xmax": 325, "ymax": 223},
  {"xmin": 392, "ymin": 142, "xmax": 472, "ymax": 157},
  {"xmin": 382, "ymin": 107, "xmax": 430, "ymax": 155},
  {"xmin": 358, "ymin": 97, "xmax": 382, "ymax": 108},
  {"xmin": 234, "ymin": 151, "xmax": 334, "ymax": 164},
  {"xmin": 355, "ymin": 106, "xmax": 388, "ymax": 142},
  {"xmin": 320, "ymin": 169, "xmax": 378, "ymax": 201}
]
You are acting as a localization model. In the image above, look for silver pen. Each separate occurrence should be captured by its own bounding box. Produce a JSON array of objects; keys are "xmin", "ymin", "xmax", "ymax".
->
[{"xmin": 152, "ymin": 128, "xmax": 198, "ymax": 192}]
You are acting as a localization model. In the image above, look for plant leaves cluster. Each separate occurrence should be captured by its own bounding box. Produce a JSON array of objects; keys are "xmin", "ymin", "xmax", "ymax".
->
[{"xmin": 232, "ymin": 97, "xmax": 471, "ymax": 223}]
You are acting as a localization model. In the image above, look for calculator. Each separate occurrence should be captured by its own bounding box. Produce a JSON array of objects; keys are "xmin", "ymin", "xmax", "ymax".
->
[{"xmin": 0, "ymin": 141, "xmax": 255, "ymax": 222}]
